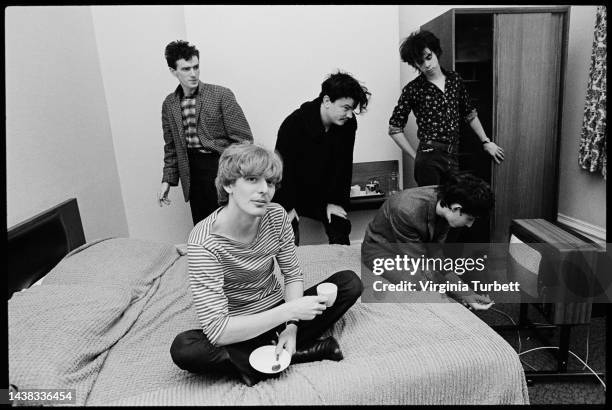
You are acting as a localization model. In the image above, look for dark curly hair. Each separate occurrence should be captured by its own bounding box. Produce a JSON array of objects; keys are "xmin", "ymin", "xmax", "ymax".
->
[
  {"xmin": 436, "ymin": 171, "xmax": 494, "ymax": 218},
  {"xmin": 399, "ymin": 30, "xmax": 442, "ymax": 70},
  {"xmin": 165, "ymin": 40, "xmax": 199, "ymax": 70},
  {"xmin": 318, "ymin": 71, "xmax": 371, "ymax": 113}
]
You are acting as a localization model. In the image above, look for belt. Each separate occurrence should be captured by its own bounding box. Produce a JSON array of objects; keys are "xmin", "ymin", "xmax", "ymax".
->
[{"xmin": 419, "ymin": 140, "xmax": 458, "ymax": 154}]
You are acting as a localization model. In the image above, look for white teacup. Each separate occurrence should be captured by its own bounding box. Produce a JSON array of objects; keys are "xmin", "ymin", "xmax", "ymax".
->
[{"xmin": 316, "ymin": 282, "xmax": 338, "ymax": 307}]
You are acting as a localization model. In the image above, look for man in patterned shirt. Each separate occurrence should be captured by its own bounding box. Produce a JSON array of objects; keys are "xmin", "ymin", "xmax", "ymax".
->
[
  {"xmin": 158, "ymin": 40, "xmax": 253, "ymax": 224},
  {"xmin": 388, "ymin": 30, "xmax": 504, "ymax": 186}
]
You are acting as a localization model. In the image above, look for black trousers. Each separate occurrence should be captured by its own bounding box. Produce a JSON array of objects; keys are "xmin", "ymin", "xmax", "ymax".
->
[
  {"xmin": 414, "ymin": 147, "xmax": 459, "ymax": 187},
  {"xmin": 414, "ymin": 147, "xmax": 466, "ymax": 244},
  {"xmin": 170, "ymin": 270, "xmax": 363, "ymax": 383},
  {"xmin": 414, "ymin": 146, "xmax": 465, "ymax": 243},
  {"xmin": 187, "ymin": 150, "xmax": 221, "ymax": 225},
  {"xmin": 291, "ymin": 212, "xmax": 351, "ymax": 246}
]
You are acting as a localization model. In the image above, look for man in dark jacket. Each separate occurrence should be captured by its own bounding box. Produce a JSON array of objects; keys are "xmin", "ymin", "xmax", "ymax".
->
[
  {"xmin": 274, "ymin": 72, "xmax": 371, "ymax": 245},
  {"xmin": 362, "ymin": 172, "xmax": 495, "ymax": 310}
]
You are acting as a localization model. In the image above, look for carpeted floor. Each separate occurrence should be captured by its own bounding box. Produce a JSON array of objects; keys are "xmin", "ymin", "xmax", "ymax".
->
[{"xmin": 474, "ymin": 303, "xmax": 607, "ymax": 405}]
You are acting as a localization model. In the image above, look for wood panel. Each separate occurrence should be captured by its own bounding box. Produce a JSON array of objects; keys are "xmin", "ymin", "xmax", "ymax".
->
[
  {"xmin": 492, "ymin": 12, "xmax": 564, "ymax": 243},
  {"xmin": 421, "ymin": 9, "xmax": 455, "ymax": 71}
]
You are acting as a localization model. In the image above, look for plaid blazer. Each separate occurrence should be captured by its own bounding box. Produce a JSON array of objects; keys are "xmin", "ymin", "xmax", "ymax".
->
[{"xmin": 161, "ymin": 81, "xmax": 253, "ymax": 201}]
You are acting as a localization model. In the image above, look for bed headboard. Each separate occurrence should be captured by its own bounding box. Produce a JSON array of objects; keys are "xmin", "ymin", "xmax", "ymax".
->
[{"xmin": 7, "ymin": 198, "xmax": 86, "ymax": 299}]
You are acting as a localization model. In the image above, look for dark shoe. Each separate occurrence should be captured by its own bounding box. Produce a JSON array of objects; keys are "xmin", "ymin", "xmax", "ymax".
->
[
  {"xmin": 291, "ymin": 336, "xmax": 344, "ymax": 364},
  {"xmin": 238, "ymin": 370, "xmax": 259, "ymax": 387}
]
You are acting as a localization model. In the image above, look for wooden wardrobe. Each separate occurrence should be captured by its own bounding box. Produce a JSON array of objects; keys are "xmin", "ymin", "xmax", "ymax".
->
[{"xmin": 411, "ymin": 7, "xmax": 569, "ymax": 243}]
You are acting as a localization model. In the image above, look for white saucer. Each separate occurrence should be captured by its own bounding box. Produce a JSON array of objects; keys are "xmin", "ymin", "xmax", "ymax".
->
[{"xmin": 249, "ymin": 345, "xmax": 291, "ymax": 374}]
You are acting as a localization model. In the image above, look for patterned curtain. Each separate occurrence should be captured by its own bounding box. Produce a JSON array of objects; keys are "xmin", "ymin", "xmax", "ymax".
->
[{"xmin": 578, "ymin": 6, "xmax": 607, "ymax": 179}]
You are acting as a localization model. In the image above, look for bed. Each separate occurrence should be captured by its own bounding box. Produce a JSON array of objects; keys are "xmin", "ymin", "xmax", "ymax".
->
[{"xmin": 8, "ymin": 199, "xmax": 529, "ymax": 405}]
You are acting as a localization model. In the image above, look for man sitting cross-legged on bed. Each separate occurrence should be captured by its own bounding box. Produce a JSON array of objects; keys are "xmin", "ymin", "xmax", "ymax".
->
[
  {"xmin": 361, "ymin": 172, "xmax": 494, "ymax": 310},
  {"xmin": 170, "ymin": 142, "xmax": 363, "ymax": 386}
]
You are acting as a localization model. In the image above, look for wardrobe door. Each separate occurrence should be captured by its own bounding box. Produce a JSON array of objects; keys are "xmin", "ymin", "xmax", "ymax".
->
[
  {"xmin": 421, "ymin": 9, "xmax": 456, "ymax": 70},
  {"xmin": 492, "ymin": 12, "xmax": 564, "ymax": 243}
]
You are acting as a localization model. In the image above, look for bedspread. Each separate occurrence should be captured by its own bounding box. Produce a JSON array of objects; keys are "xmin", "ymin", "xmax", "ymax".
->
[{"xmin": 8, "ymin": 238, "xmax": 529, "ymax": 405}]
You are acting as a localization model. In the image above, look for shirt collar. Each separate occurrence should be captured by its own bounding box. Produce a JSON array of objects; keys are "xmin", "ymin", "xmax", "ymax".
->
[
  {"xmin": 175, "ymin": 83, "xmax": 200, "ymax": 99},
  {"xmin": 416, "ymin": 68, "xmax": 455, "ymax": 84}
]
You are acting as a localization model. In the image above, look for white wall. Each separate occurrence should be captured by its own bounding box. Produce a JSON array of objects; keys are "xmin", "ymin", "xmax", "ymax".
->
[
  {"xmin": 87, "ymin": 5, "xmax": 402, "ymax": 243},
  {"xmin": 6, "ymin": 6, "xmax": 129, "ymax": 242},
  {"xmin": 184, "ymin": 5, "xmax": 401, "ymax": 160},
  {"xmin": 557, "ymin": 6, "xmax": 606, "ymax": 236},
  {"xmin": 6, "ymin": 5, "xmax": 403, "ymax": 245},
  {"xmin": 91, "ymin": 6, "xmax": 193, "ymax": 244}
]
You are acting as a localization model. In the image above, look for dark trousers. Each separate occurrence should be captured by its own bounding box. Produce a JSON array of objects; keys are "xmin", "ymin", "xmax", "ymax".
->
[
  {"xmin": 414, "ymin": 147, "xmax": 464, "ymax": 243},
  {"xmin": 187, "ymin": 150, "xmax": 221, "ymax": 225},
  {"xmin": 291, "ymin": 212, "xmax": 351, "ymax": 246},
  {"xmin": 414, "ymin": 147, "xmax": 459, "ymax": 187},
  {"xmin": 170, "ymin": 270, "xmax": 363, "ymax": 383}
]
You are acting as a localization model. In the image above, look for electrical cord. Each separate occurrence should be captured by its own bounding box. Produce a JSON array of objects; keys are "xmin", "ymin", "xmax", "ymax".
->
[
  {"xmin": 519, "ymin": 346, "xmax": 606, "ymax": 391},
  {"xmin": 528, "ymin": 321, "xmax": 592, "ymax": 370},
  {"xmin": 489, "ymin": 307, "xmax": 522, "ymax": 353},
  {"xmin": 583, "ymin": 325, "xmax": 590, "ymax": 370},
  {"xmin": 488, "ymin": 307, "xmax": 537, "ymax": 371},
  {"xmin": 521, "ymin": 359, "xmax": 538, "ymax": 371},
  {"xmin": 486, "ymin": 307, "xmax": 597, "ymax": 382},
  {"xmin": 474, "ymin": 303, "xmax": 601, "ymax": 386}
]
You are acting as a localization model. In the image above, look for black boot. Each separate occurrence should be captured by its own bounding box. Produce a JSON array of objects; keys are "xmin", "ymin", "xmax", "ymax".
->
[
  {"xmin": 171, "ymin": 331, "xmax": 262, "ymax": 387},
  {"xmin": 230, "ymin": 358, "xmax": 264, "ymax": 387},
  {"xmin": 291, "ymin": 336, "xmax": 344, "ymax": 364},
  {"xmin": 204, "ymin": 355, "xmax": 263, "ymax": 387}
]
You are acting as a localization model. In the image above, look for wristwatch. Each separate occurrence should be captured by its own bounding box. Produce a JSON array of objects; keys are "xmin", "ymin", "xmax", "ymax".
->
[
  {"xmin": 482, "ymin": 139, "xmax": 491, "ymax": 145},
  {"xmin": 285, "ymin": 320, "xmax": 299, "ymax": 329}
]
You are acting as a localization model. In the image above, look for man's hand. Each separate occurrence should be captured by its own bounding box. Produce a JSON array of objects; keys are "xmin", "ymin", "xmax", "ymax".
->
[
  {"xmin": 483, "ymin": 142, "xmax": 505, "ymax": 164},
  {"xmin": 158, "ymin": 182, "xmax": 171, "ymax": 207},
  {"xmin": 287, "ymin": 208, "xmax": 299, "ymax": 223},
  {"xmin": 326, "ymin": 203, "xmax": 347, "ymax": 223},
  {"xmin": 462, "ymin": 293, "xmax": 494, "ymax": 311},
  {"xmin": 285, "ymin": 296, "xmax": 327, "ymax": 320},
  {"xmin": 389, "ymin": 131, "xmax": 417, "ymax": 159},
  {"xmin": 274, "ymin": 325, "xmax": 297, "ymax": 358}
]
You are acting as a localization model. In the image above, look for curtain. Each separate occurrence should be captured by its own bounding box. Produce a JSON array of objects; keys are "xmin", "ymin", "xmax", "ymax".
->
[{"xmin": 578, "ymin": 6, "xmax": 607, "ymax": 179}]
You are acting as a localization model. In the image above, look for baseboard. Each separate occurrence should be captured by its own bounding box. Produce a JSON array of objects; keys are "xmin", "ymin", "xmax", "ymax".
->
[{"xmin": 556, "ymin": 213, "xmax": 606, "ymax": 244}]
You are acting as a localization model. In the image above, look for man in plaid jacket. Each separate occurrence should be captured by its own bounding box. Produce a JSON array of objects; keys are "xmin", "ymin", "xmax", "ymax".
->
[{"xmin": 158, "ymin": 40, "xmax": 253, "ymax": 224}]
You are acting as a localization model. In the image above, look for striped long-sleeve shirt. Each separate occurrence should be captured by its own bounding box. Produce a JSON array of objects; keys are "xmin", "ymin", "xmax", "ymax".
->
[{"xmin": 187, "ymin": 203, "xmax": 303, "ymax": 344}]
